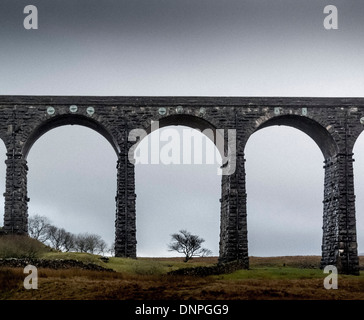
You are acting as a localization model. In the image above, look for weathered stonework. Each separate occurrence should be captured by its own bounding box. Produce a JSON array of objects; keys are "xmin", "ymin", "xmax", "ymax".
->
[{"xmin": 1, "ymin": 96, "xmax": 363, "ymax": 275}]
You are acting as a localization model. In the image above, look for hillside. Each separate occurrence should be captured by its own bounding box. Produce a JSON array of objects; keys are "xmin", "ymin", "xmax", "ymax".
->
[{"xmin": 1, "ymin": 235, "xmax": 364, "ymax": 300}]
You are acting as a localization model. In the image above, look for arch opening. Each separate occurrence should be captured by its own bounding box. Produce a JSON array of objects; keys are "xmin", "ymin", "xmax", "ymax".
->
[
  {"xmin": 23, "ymin": 114, "xmax": 120, "ymax": 159},
  {"xmin": 353, "ymin": 131, "xmax": 364, "ymax": 257},
  {"xmin": 255, "ymin": 114, "xmax": 338, "ymax": 159},
  {"xmin": 245, "ymin": 125, "xmax": 324, "ymax": 257},
  {"xmin": 27, "ymin": 125, "xmax": 117, "ymax": 251},
  {"xmin": 134, "ymin": 124, "xmax": 222, "ymax": 258},
  {"xmin": 143, "ymin": 114, "xmax": 226, "ymax": 159}
]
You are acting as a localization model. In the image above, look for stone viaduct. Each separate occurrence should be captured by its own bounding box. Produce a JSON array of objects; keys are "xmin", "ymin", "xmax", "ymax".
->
[{"xmin": 1, "ymin": 95, "xmax": 364, "ymax": 275}]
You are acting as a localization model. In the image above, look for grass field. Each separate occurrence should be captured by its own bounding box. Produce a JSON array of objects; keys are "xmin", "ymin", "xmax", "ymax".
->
[{"xmin": 1, "ymin": 253, "xmax": 364, "ymax": 300}]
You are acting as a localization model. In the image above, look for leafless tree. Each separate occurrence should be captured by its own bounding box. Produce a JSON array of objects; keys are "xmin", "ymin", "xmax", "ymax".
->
[
  {"xmin": 97, "ymin": 238, "xmax": 108, "ymax": 255},
  {"xmin": 74, "ymin": 233, "xmax": 88, "ymax": 253},
  {"xmin": 46, "ymin": 226, "xmax": 68, "ymax": 251},
  {"xmin": 74, "ymin": 233, "xmax": 106, "ymax": 254},
  {"xmin": 109, "ymin": 242, "xmax": 115, "ymax": 256},
  {"xmin": 28, "ymin": 215, "xmax": 108, "ymax": 255},
  {"xmin": 168, "ymin": 229, "xmax": 212, "ymax": 262},
  {"xmin": 28, "ymin": 214, "xmax": 51, "ymax": 242},
  {"xmin": 62, "ymin": 231, "xmax": 75, "ymax": 252}
]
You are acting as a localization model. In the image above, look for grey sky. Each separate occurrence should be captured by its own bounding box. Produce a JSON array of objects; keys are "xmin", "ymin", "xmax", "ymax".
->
[{"xmin": 0, "ymin": 1, "xmax": 363, "ymax": 256}]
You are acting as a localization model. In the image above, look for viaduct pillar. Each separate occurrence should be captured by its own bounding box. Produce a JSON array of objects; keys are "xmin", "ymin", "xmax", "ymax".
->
[
  {"xmin": 219, "ymin": 123, "xmax": 249, "ymax": 268},
  {"xmin": 3, "ymin": 153, "xmax": 28, "ymax": 234},
  {"xmin": 114, "ymin": 127, "xmax": 137, "ymax": 258},
  {"xmin": 322, "ymin": 152, "xmax": 359, "ymax": 275}
]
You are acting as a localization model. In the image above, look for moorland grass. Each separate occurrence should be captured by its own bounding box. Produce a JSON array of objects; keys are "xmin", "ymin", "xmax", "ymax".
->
[
  {"xmin": 41, "ymin": 251, "xmax": 217, "ymax": 275},
  {"xmin": 41, "ymin": 251, "xmax": 106, "ymax": 265},
  {"xmin": 220, "ymin": 267, "xmax": 325, "ymax": 280},
  {"xmin": 1, "ymin": 253, "xmax": 364, "ymax": 300},
  {"xmin": 106, "ymin": 256, "xmax": 217, "ymax": 275}
]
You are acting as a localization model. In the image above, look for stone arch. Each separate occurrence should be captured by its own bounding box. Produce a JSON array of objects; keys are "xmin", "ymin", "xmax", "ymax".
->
[
  {"xmin": 243, "ymin": 113, "xmax": 359, "ymax": 274},
  {"xmin": 126, "ymin": 113, "xmax": 225, "ymax": 258},
  {"xmin": 352, "ymin": 130, "xmax": 364, "ymax": 260},
  {"xmin": 26, "ymin": 124, "xmax": 117, "ymax": 245},
  {"xmin": 244, "ymin": 125, "xmax": 324, "ymax": 257},
  {"xmin": 143, "ymin": 114, "xmax": 226, "ymax": 158},
  {"xmin": 134, "ymin": 124, "xmax": 222, "ymax": 257},
  {"xmin": 156, "ymin": 114, "xmax": 217, "ymax": 131},
  {"xmin": 3, "ymin": 113, "xmax": 120, "ymax": 235},
  {"xmin": 249, "ymin": 114, "xmax": 338, "ymax": 159},
  {"xmin": 22, "ymin": 114, "xmax": 120, "ymax": 159}
]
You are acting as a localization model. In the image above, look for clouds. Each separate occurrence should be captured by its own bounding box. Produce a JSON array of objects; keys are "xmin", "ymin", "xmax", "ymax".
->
[{"xmin": 1, "ymin": 0, "xmax": 363, "ymax": 96}]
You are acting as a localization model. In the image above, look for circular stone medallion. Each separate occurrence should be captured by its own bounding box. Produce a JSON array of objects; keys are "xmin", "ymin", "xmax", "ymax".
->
[
  {"xmin": 87, "ymin": 106, "xmax": 95, "ymax": 115},
  {"xmin": 158, "ymin": 107, "xmax": 167, "ymax": 115},
  {"xmin": 69, "ymin": 105, "xmax": 78, "ymax": 113},
  {"xmin": 46, "ymin": 106, "xmax": 55, "ymax": 115}
]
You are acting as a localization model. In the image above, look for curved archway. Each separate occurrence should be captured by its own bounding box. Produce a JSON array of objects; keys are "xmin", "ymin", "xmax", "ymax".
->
[
  {"xmin": 143, "ymin": 114, "xmax": 226, "ymax": 159},
  {"xmin": 353, "ymin": 131, "xmax": 364, "ymax": 256},
  {"xmin": 22, "ymin": 114, "xmax": 120, "ymax": 159},
  {"xmin": 157, "ymin": 114, "xmax": 216, "ymax": 132},
  {"xmin": 134, "ymin": 124, "xmax": 222, "ymax": 257},
  {"xmin": 254, "ymin": 114, "xmax": 338, "ymax": 159},
  {"xmin": 245, "ymin": 126, "xmax": 324, "ymax": 256},
  {"xmin": 27, "ymin": 125, "xmax": 117, "ymax": 248},
  {"xmin": 245, "ymin": 114, "xmax": 336, "ymax": 258}
]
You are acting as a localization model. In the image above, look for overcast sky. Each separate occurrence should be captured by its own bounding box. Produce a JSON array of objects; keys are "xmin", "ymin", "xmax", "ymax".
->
[{"xmin": 0, "ymin": 0, "xmax": 363, "ymax": 257}]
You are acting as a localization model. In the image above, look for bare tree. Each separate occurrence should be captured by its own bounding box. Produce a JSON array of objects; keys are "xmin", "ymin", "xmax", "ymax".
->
[
  {"xmin": 83, "ymin": 233, "xmax": 100, "ymax": 254},
  {"xmin": 62, "ymin": 231, "xmax": 75, "ymax": 252},
  {"xmin": 109, "ymin": 242, "xmax": 115, "ymax": 256},
  {"xmin": 28, "ymin": 214, "xmax": 51, "ymax": 242},
  {"xmin": 74, "ymin": 233, "xmax": 88, "ymax": 253},
  {"xmin": 46, "ymin": 226, "xmax": 68, "ymax": 251},
  {"xmin": 74, "ymin": 233, "xmax": 106, "ymax": 254},
  {"xmin": 168, "ymin": 229, "xmax": 212, "ymax": 262},
  {"xmin": 27, "ymin": 214, "xmax": 109, "ymax": 255},
  {"xmin": 97, "ymin": 238, "xmax": 108, "ymax": 255}
]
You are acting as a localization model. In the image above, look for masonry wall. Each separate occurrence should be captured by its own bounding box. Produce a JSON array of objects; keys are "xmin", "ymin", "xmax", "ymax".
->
[{"xmin": 0, "ymin": 96, "xmax": 363, "ymax": 274}]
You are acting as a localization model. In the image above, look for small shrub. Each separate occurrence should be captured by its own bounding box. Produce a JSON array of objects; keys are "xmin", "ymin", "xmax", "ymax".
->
[{"xmin": 0, "ymin": 235, "xmax": 49, "ymax": 259}]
